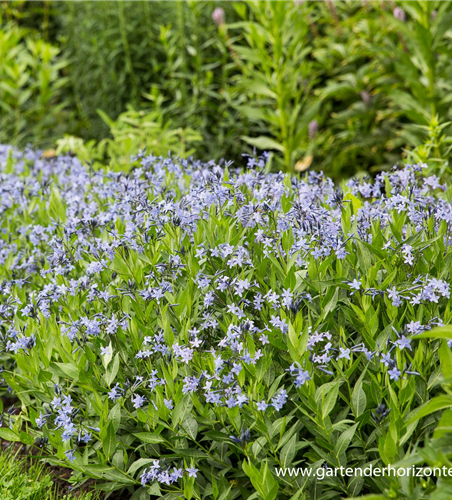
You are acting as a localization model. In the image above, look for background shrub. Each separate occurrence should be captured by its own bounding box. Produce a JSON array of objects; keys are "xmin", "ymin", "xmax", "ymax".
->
[
  {"xmin": 0, "ymin": 20, "xmax": 69, "ymax": 147},
  {"xmin": 3, "ymin": 1, "xmax": 452, "ymax": 178}
]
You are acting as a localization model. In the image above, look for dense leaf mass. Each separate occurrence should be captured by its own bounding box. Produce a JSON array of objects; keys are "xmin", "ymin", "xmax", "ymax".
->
[{"xmin": 1, "ymin": 145, "xmax": 452, "ymax": 499}]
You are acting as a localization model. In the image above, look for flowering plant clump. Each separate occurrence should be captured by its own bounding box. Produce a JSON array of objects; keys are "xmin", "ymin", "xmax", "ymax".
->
[{"xmin": 1, "ymin": 145, "xmax": 452, "ymax": 499}]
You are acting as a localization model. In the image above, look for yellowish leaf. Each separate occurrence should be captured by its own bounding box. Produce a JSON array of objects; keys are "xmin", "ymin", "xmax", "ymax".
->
[
  {"xmin": 42, "ymin": 149, "xmax": 56, "ymax": 158},
  {"xmin": 294, "ymin": 155, "xmax": 313, "ymax": 172}
]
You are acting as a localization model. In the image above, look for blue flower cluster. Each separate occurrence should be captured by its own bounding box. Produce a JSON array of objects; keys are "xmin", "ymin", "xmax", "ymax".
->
[{"xmin": 0, "ymin": 144, "xmax": 451, "ymax": 496}]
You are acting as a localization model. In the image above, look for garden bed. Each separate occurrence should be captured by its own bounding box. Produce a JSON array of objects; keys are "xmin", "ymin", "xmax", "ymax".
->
[{"xmin": 0, "ymin": 145, "xmax": 452, "ymax": 499}]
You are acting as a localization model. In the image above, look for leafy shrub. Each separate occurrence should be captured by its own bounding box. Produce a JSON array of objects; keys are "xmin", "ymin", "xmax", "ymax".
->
[
  {"xmin": 55, "ymin": 0, "xmax": 241, "ymax": 159},
  {"xmin": 56, "ymin": 93, "xmax": 203, "ymax": 167},
  {"xmin": 54, "ymin": 0, "xmax": 166, "ymax": 139},
  {"xmin": 96, "ymin": 104, "xmax": 202, "ymax": 165},
  {"xmin": 0, "ymin": 22, "xmax": 69, "ymax": 147},
  {"xmin": 52, "ymin": 0, "xmax": 452, "ymax": 177},
  {"xmin": 228, "ymin": 1, "xmax": 319, "ymax": 173},
  {"xmin": 2, "ymin": 144, "xmax": 452, "ymax": 500},
  {"xmin": 5, "ymin": 1, "xmax": 452, "ymax": 178}
]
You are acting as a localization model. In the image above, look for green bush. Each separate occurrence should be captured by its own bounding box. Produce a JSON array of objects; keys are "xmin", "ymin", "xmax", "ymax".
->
[
  {"xmin": 228, "ymin": 1, "xmax": 319, "ymax": 173},
  {"xmin": 311, "ymin": 0, "xmax": 452, "ymax": 178},
  {"xmin": 56, "ymin": 92, "xmax": 203, "ymax": 167},
  {"xmin": 55, "ymin": 0, "xmax": 243, "ymax": 161},
  {"xmin": 4, "ymin": 1, "xmax": 452, "ymax": 177},
  {"xmin": 0, "ymin": 21, "xmax": 69, "ymax": 147},
  {"xmin": 2, "ymin": 145, "xmax": 452, "ymax": 499}
]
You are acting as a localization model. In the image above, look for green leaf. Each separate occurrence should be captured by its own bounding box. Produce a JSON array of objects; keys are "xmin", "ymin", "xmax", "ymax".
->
[
  {"xmin": 74, "ymin": 464, "xmax": 112, "ymax": 478},
  {"xmin": 51, "ymin": 362, "xmax": 79, "ymax": 381},
  {"xmin": 203, "ymin": 430, "xmax": 230, "ymax": 442},
  {"xmin": 97, "ymin": 108, "xmax": 115, "ymax": 128},
  {"xmin": 0, "ymin": 428, "xmax": 20, "ymax": 442},
  {"xmin": 133, "ymin": 433, "xmax": 165, "ymax": 444},
  {"xmin": 323, "ymin": 287, "xmax": 339, "ymax": 316},
  {"xmin": 128, "ymin": 458, "xmax": 157, "ymax": 477},
  {"xmin": 101, "ymin": 468, "xmax": 135, "ymax": 484},
  {"xmin": 171, "ymin": 448, "xmax": 207, "ymax": 458},
  {"xmin": 183, "ymin": 417, "xmax": 198, "ymax": 441},
  {"xmin": 130, "ymin": 488, "xmax": 152, "ymax": 500},
  {"xmin": 321, "ymin": 381, "xmax": 340, "ymax": 419},
  {"xmin": 241, "ymin": 135, "xmax": 285, "ymax": 153},
  {"xmin": 106, "ymin": 353, "xmax": 120, "ymax": 386},
  {"xmin": 352, "ymin": 383, "xmax": 367, "ymax": 417},
  {"xmin": 218, "ymin": 486, "xmax": 232, "ymax": 500},
  {"xmin": 335, "ymin": 423, "xmax": 358, "ymax": 465},
  {"xmin": 280, "ymin": 435, "xmax": 296, "ymax": 467},
  {"xmin": 242, "ymin": 460, "xmax": 263, "ymax": 495},
  {"xmin": 172, "ymin": 395, "xmax": 193, "ymax": 427},
  {"xmin": 102, "ymin": 342, "xmax": 113, "ymax": 368},
  {"xmin": 109, "ymin": 403, "xmax": 122, "ymax": 433},
  {"xmin": 407, "ymin": 395, "xmax": 452, "ymax": 424},
  {"xmin": 416, "ymin": 325, "xmax": 452, "ymax": 340},
  {"xmin": 147, "ymin": 483, "xmax": 161, "ymax": 496},
  {"xmin": 101, "ymin": 422, "xmax": 117, "ymax": 459},
  {"xmin": 241, "ymin": 79, "xmax": 277, "ymax": 99},
  {"xmin": 37, "ymin": 370, "xmax": 52, "ymax": 383},
  {"xmin": 19, "ymin": 431, "xmax": 34, "ymax": 445}
]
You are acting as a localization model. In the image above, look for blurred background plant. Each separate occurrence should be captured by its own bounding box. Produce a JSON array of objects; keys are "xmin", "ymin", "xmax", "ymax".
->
[
  {"xmin": 0, "ymin": 18, "xmax": 69, "ymax": 147},
  {"xmin": 56, "ymin": 92, "xmax": 203, "ymax": 167},
  {"xmin": 227, "ymin": 0, "xmax": 320, "ymax": 172},
  {"xmin": 405, "ymin": 115, "xmax": 452, "ymax": 175},
  {"xmin": 2, "ymin": 0, "xmax": 452, "ymax": 179}
]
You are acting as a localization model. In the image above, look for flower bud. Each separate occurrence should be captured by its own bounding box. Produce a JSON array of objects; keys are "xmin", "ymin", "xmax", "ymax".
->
[
  {"xmin": 360, "ymin": 90, "xmax": 371, "ymax": 105},
  {"xmin": 212, "ymin": 7, "xmax": 225, "ymax": 26},
  {"xmin": 393, "ymin": 7, "xmax": 405, "ymax": 22},
  {"xmin": 308, "ymin": 119, "xmax": 319, "ymax": 140}
]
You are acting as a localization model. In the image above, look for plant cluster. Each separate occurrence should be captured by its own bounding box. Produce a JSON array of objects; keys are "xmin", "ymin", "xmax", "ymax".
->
[
  {"xmin": 0, "ymin": 19, "xmax": 69, "ymax": 147},
  {"xmin": 1, "ymin": 144, "xmax": 452, "ymax": 499},
  {"xmin": 0, "ymin": 448, "xmax": 96, "ymax": 500}
]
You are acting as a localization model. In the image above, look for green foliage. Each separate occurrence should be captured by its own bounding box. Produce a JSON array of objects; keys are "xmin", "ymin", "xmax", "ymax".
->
[
  {"xmin": 406, "ymin": 115, "xmax": 452, "ymax": 174},
  {"xmin": 5, "ymin": 1, "xmax": 452, "ymax": 177},
  {"xmin": 305, "ymin": 0, "xmax": 452, "ymax": 178},
  {"xmin": 0, "ymin": 21, "xmax": 69, "ymax": 147},
  {"xmin": 227, "ymin": 0, "xmax": 452, "ymax": 177},
  {"xmin": 96, "ymin": 101, "xmax": 202, "ymax": 164},
  {"xmin": 55, "ymin": 0, "xmax": 166, "ymax": 139},
  {"xmin": 0, "ymin": 449, "xmax": 96, "ymax": 500},
  {"xmin": 54, "ymin": 0, "xmax": 242, "ymax": 161},
  {"xmin": 57, "ymin": 93, "xmax": 203, "ymax": 167},
  {"xmin": 227, "ymin": 1, "xmax": 319, "ymax": 172}
]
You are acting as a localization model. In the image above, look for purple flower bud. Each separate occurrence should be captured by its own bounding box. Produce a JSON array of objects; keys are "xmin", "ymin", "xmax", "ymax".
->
[
  {"xmin": 308, "ymin": 119, "xmax": 319, "ymax": 140},
  {"xmin": 360, "ymin": 91, "xmax": 371, "ymax": 105},
  {"xmin": 393, "ymin": 7, "xmax": 405, "ymax": 22},
  {"xmin": 212, "ymin": 7, "xmax": 225, "ymax": 26}
]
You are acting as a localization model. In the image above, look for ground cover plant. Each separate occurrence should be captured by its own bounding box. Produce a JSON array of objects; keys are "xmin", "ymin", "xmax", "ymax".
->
[{"xmin": 1, "ymin": 145, "xmax": 452, "ymax": 500}]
